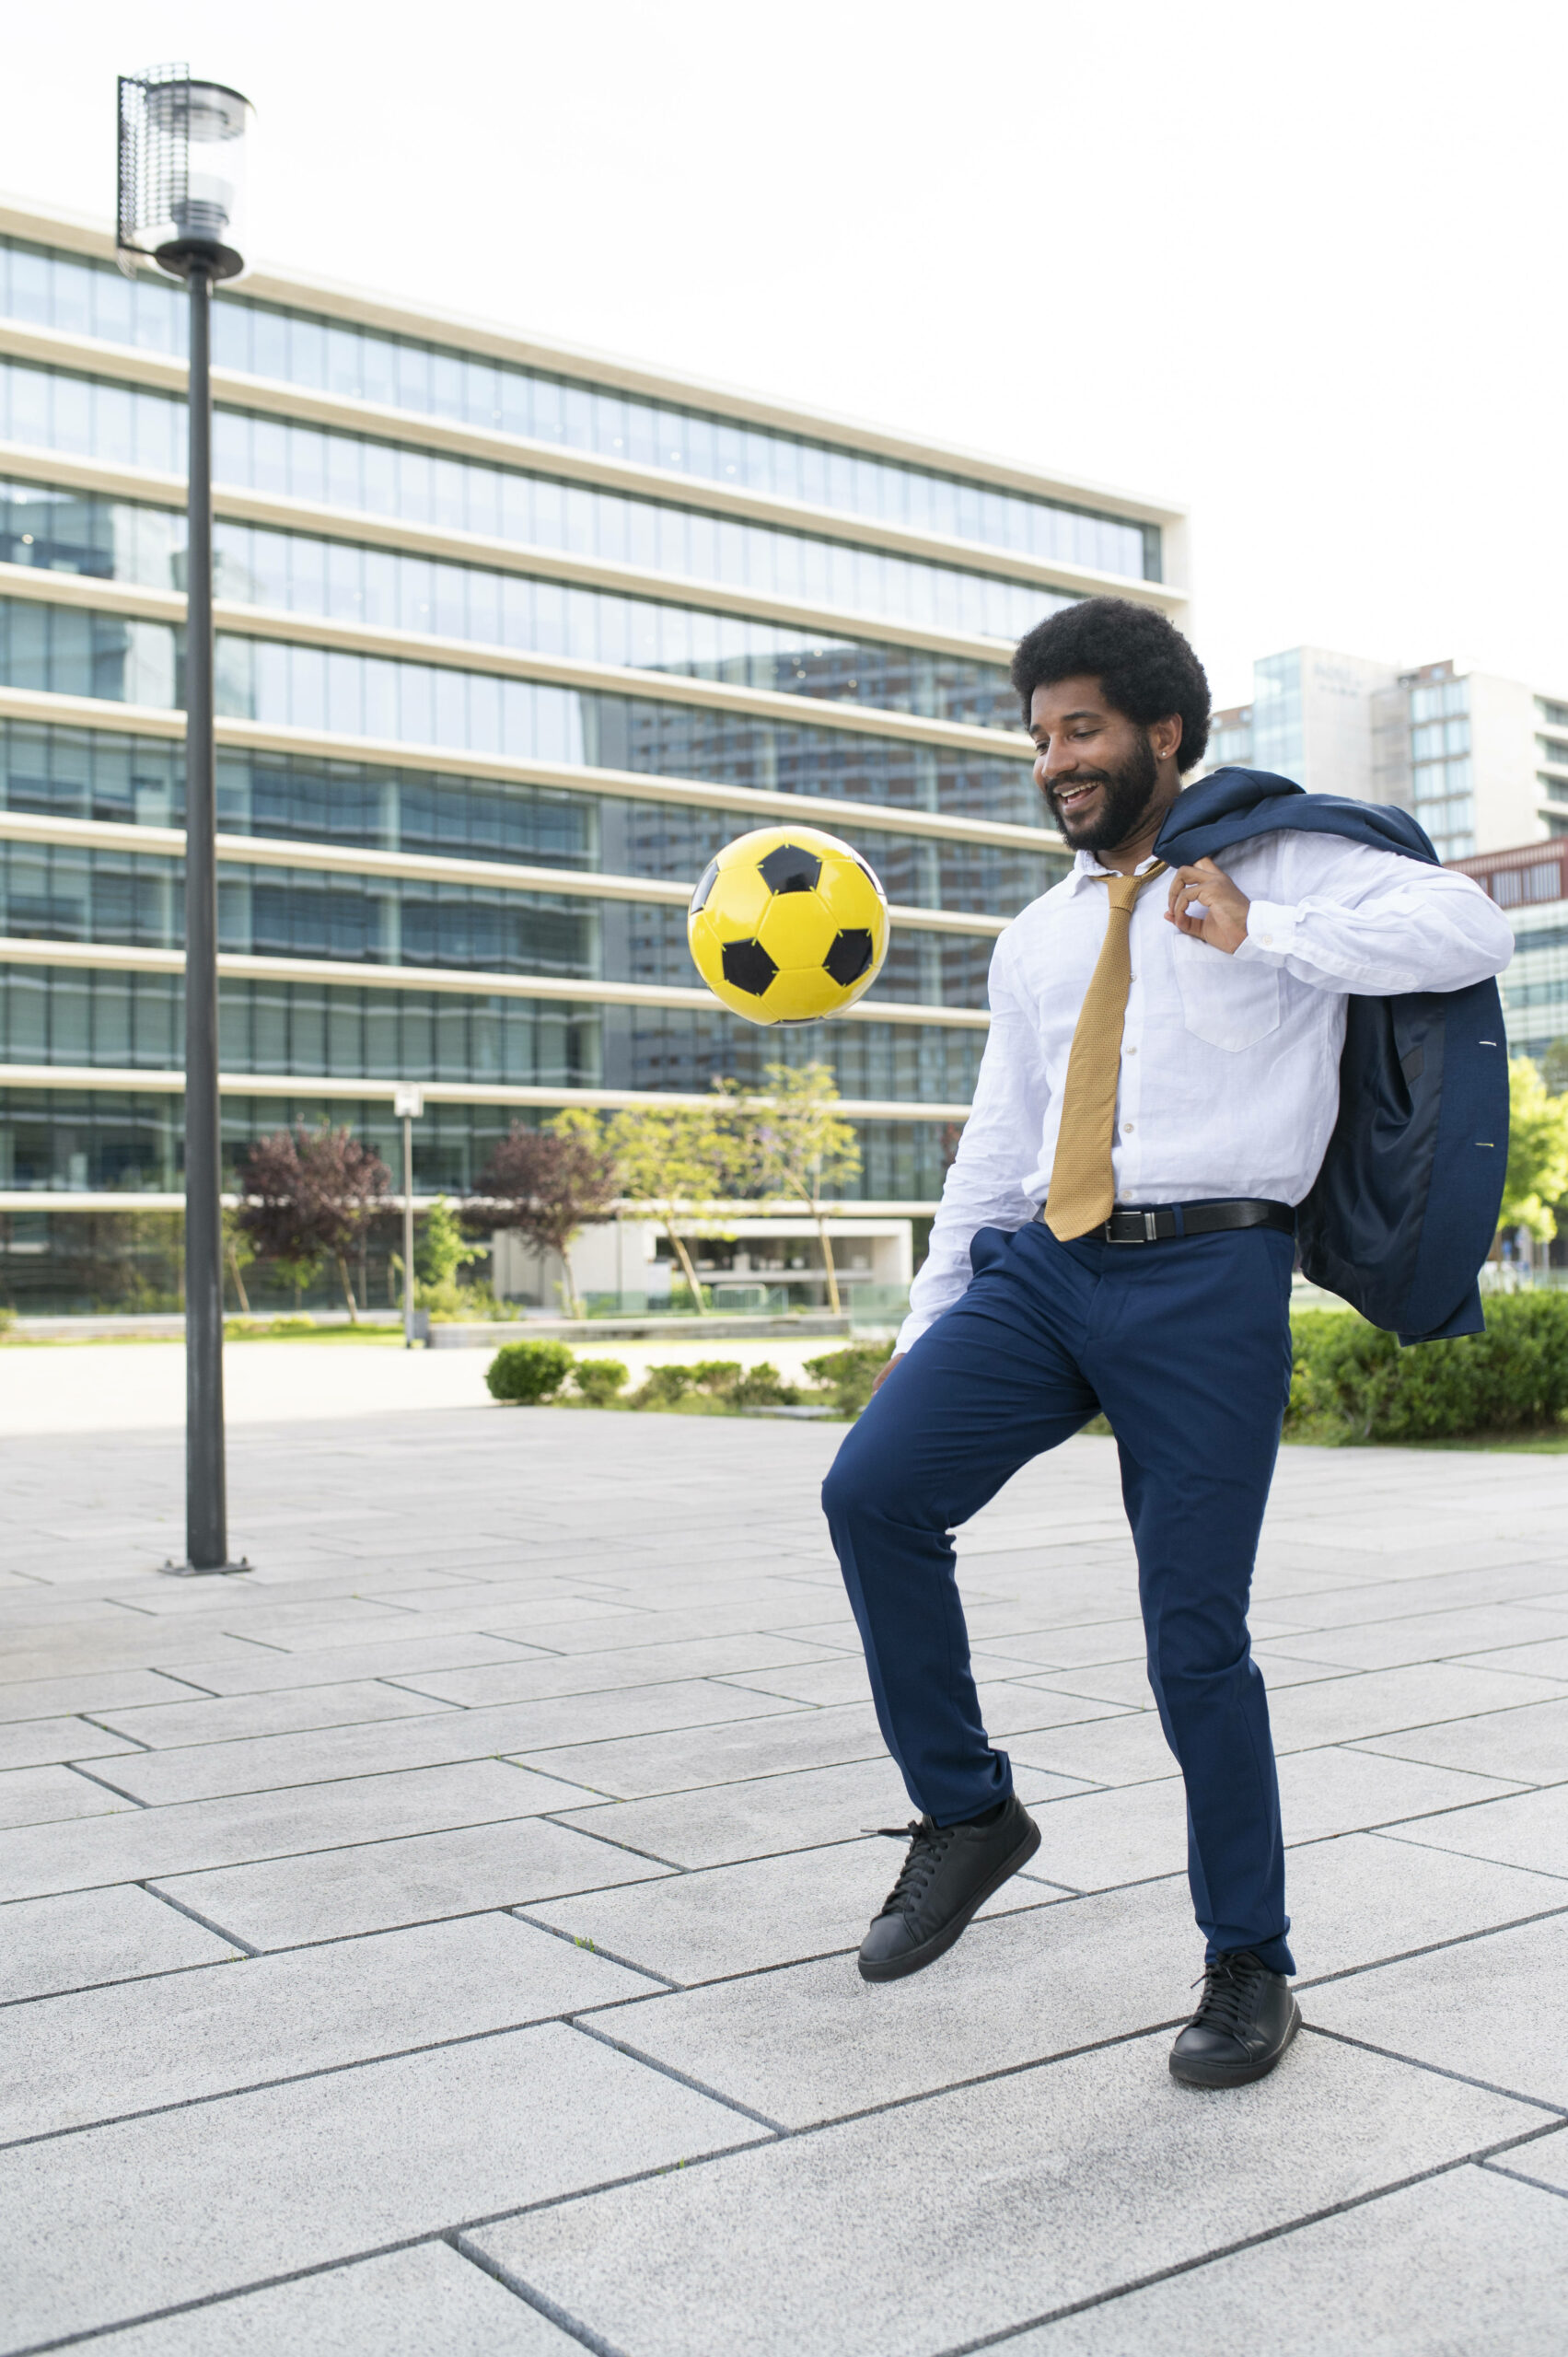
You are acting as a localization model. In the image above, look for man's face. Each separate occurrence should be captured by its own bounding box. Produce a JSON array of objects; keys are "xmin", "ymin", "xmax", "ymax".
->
[{"xmin": 1028, "ymin": 676, "xmax": 1166, "ymax": 855}]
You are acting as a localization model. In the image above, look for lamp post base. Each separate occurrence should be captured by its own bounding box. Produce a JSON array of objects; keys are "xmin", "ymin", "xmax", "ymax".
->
[{"xmin": 160, "ymin": 1556, "xmax": 254, "ymax": 1578}]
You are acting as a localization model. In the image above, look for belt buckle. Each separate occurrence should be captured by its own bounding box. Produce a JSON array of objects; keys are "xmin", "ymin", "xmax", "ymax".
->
[{"xmin": 1104, "ymin": 1208, "xmax": 1161, "ymax": 1246}]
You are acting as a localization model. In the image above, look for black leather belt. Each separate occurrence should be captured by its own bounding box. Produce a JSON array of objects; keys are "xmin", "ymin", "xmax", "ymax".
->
[{"xmin": 1038, "ymin": 1198, "xmax": 1296, "ymax": 1246}]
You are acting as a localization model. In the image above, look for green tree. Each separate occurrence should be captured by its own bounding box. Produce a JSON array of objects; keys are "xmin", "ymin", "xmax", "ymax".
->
[
  {"xmin": 1501, "ymin": 1056, "xmax": 1568, "ymax": 1240},
  {"xmin": 736, "ymin": 1062, "xmax": 862, "ymax": 1316},
  {"xmin": 602, "ymin": 1101, "xmax": 735, "ymax": 1317},
  {"xmin": 393, "ymin": 1194, "xmax": 487, "ymax": 1313}
]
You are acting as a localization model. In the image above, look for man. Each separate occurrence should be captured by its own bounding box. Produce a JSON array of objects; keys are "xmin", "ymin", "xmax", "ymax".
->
[{"xmin": 822, "ymin": 598, "xmax": 1513, "ymax": 2086}]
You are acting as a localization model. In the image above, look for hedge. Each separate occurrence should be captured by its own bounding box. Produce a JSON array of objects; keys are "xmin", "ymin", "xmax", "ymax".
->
[
  {"xmin": 485, "ymin": 1338, "xmax": 575, "ymax": 1403},
  {"xmin": 1286, "ymin": 1294, "xmax": 1568, "ymax": 1444}
]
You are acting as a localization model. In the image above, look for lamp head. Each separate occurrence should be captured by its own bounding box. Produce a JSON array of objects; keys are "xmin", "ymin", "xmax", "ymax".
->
[{"xmin": 118, "ymin": 66, "xmax": 252, "ymax": 283}]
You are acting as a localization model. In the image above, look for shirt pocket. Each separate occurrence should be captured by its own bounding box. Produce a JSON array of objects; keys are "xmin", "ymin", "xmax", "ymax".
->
[{"xmin": 1171, "ymin": 935, "xmax": 1282, "ymax": 1051}]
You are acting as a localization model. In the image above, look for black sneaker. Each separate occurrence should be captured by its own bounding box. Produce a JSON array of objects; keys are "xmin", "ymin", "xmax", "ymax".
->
[
  {"xmin": 1169, "ymin": 1950, "xmax": 1301, "ymax": 2087},
  {"xmin": 857, "ymin": 1793, "xmax": 1040, "ymax": 1983}
]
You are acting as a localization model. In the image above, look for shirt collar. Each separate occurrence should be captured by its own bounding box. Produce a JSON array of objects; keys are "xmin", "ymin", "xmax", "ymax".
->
[{"xmin": 1066, "ymin": 848, "xmax": 1166, "ymax": 893}]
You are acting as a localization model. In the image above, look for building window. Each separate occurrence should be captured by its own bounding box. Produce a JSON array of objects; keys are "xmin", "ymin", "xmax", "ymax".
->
[{"xmin": 0, "ymin": 235, "xmax": 1161, "ymax": 582}]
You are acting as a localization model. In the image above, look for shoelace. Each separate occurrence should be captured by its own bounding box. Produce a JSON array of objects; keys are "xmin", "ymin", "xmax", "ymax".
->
[
  {"xmin": 871, "ymin": 1817, "xmax": 956, "ymax": 1921},
  {"xmin": 1188, "ymin": 1951, "xmax": 1263, "ymax": 2035}
]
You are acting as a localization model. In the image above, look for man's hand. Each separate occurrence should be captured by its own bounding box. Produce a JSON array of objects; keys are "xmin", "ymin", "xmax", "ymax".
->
[
  {"xmin": 1165, "ymin": 858, "xmax": 1250, "ymax": 955},
  {"xmin": 871, "ymin": 1353, "xmax": 905, "ymax": 1395}
]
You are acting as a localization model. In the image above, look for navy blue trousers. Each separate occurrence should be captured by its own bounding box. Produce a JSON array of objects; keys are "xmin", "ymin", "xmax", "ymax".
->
[{"xmin": 822, "ymin": 1218, "xmax": 1296, "ymax": 1973}]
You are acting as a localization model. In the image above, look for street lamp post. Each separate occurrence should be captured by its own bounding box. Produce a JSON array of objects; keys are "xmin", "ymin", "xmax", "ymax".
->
[
  {"xmin": 394, "ymin": 1086, "xmax": 424, "ymax": 1347},
  {"xmin": 118, "ymin": 67, "xmax": 253, "ymax": 1573}
]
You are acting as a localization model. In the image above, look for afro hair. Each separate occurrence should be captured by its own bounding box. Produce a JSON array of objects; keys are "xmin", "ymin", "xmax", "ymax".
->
[{"xmin": 1011, "ymin": 598, "xmax": 1212, "ymax": 774}]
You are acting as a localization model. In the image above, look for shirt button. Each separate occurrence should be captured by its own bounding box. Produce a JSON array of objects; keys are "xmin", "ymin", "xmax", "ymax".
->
[
  {"xmin": 1259, "ymin": 932, "xmax": 1273, "ymax": 945},
  {"xmin": 1125, "ymin": 1045, "xmax": 1137, "ymax": 1055},
  {"xmin": 1123, "ymin": 1121, "xmax": 1135, "ymax": 1132}
]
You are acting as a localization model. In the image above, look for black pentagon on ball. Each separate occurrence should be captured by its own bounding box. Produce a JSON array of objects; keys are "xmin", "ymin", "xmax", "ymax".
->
[
  {"xmin": 721, "ymin": 937, "xmax": 779, "ymax": 996},
  {"xmin": 759, "ymin": 842, "xmax": 821, "ymax": 894},
  {"xmin": 824, "ymin": 928, "xmax": 875, "ymax": 986},
  {"xmin": 690, "ymin": 857, "xmax": 720, "ymax": 913}
]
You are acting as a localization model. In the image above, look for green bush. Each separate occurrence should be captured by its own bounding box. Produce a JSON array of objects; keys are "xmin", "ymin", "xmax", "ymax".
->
[
  {"xmin": 573, "ymin": 1357, "xmax": 629, "ymax": 1405},
  {"xmin": 628, "ymin": 1363, "xmax": 697, "ymax": 1410},
  {"xmin": 729, "ymin": 1361, "xmax": 801, "ymax": 1408},
  {"xmin": 1286, "ymin": 1295, "xmax": 1568, "ymax": 1444},
  {"xmin": 625, "ymin": 1357, "xmax": 802, "ymax": 1411},
  {"xmin": 486, "ymin": 1338, "xmax": 575, "ymax": 1404},
  {"xmin": 803, "ymin": 1342, "xmax": 894, "ymax": 1417}
]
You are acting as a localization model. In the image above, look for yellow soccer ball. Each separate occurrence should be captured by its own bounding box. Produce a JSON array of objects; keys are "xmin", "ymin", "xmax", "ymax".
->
[{"xmin": 688, "ymin": 824, "xmax": 889, "ymax": 1025}]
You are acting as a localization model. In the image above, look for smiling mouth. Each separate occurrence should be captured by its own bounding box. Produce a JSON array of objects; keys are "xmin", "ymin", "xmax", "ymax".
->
[{"xmin": 1052, "ymin": 782, "xmax": 1103, "ymax": 818}]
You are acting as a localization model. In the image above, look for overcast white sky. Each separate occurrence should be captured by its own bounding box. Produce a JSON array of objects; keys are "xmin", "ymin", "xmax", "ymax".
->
[{"xmin": 4, "ymin": 0, "xmax": 1563, "ymax": 708}]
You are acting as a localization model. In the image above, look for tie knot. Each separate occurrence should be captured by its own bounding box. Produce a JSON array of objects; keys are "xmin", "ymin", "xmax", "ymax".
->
[{"xmin": 1105, "ymin": 860, "xmax": 1165, "ymax": 913}]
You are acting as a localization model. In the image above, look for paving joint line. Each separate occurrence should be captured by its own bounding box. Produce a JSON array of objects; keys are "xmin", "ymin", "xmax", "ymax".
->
[
  {"xmin": 59, "ymin": 1762, "xmax": 150, "ymax": 1807},
  {"xmin": 1372, "ymin": 1827, "xmax": 1568, "ymax": 1880},
  {"xmin": 449, "ymin": 2235, "xmax": 633, "ymax": 2356},
  {"xmin": 0, "ymin": 1989, "xmax": 744, "ymax": 2153},
  {"xmin": 1, "ymin": 2228, "xmax": 513, "ymax": 2357},
  {"xmin": 508, "ymin": 1910, "xmax": 684, "ymax": 1990},
  {"xmin": 566, "ymin": 2014, "xmax": 788, "ymax": 2133},
  {"xmin": 136, "ymin": 1879, "xmax": 260, "ymax": 1956},
  {"xmin": 75, "ymin": 1715, "xmax": 153, "ymax": 1752},
  {"xmin": 1295, "ymin": 1896, "xmax": 1568, "ymax": 1990},
  {"xmin": 1299, "ymin": 2022, "xmax": 1568, "ymax": 2119},
  {"xmin": 1476, "ymin": 2154, "xmax": 1568, "ymax": 2199},
  {"xmin": 924, "ymin": 2127, "xmax": 1568, "ymax": 2357}
]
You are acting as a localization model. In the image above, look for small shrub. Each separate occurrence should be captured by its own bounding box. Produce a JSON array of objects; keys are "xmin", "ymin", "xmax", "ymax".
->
[
  {"xmin": 574, "ymin": 1357, "xmax": 629, "ymax": 1405},
  {"xmin": 803, "ymin": 1342, "xmax": 894, "ymax": 1418},
  {"xmin": 486, "ymin": 1338, "xmax": 575, "ymax": 1404},
  {"xmin": 688, "ymin": 1360, "xmax": 744, "ymax": 1394},
  {"xmin": 730, "ymin": 1362, "xmax": 802, "ymax": 1408},
  {"xmin": 1285, "ymin": 1295, "xmax": 1568, "ymax": 1444},
  {"xmin": 629, "ymin": 1364, "xmax": 698, "ymax": 1411}
]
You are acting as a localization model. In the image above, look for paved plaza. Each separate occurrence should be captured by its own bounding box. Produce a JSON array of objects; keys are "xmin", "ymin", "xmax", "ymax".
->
[{"xmin": 3, "ymin": 1372, "xmax": 1568, "ymax": 2352}]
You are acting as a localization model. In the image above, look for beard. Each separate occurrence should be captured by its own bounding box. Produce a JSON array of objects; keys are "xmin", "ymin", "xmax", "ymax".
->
[{"xmin": 1046, "ymin": 730, "xmax": 1161, "ymax": 855}]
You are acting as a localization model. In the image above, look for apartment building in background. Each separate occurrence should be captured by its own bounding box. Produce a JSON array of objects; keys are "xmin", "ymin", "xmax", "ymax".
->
[
  {"xmin": 0, "ymin": 201, "xmax": 1186, "ymax": 1312},
  {"xmin": 1449, "ymin": 840, "xmax": 1568, "ymax": 1071},
  {"xmin": 1208, "ymin": 647, "xmax": 1568, "ymax": 865}
]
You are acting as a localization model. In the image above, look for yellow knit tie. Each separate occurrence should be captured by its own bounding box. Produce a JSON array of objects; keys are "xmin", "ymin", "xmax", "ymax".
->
[{"xmin": 1045, "ymin": 863, "xmax": 1167, "ymax": 1241}]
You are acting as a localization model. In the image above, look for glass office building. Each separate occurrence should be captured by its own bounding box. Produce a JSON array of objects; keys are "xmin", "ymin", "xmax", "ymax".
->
[{"xmin": 0, "ymin": 201, "xmax": 1185, "ymax": 1307}]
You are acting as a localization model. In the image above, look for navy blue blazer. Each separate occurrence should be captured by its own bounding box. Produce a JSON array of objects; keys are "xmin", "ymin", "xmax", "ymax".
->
[{"xmin": 1153, "ymin": 768, "xmax": 1509, "ymax": 1344}]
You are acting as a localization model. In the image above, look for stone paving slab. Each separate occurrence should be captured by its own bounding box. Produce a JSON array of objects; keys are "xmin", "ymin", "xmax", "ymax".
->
[
  {"xmin": 1381, "ymin": 1784, "xmax": 1568, "ymax": 1878},
  {"xmin": 0, "ymin": 1761, "xmax": 139, "ymax": 1829},
  {"xmin": 1352, "ymin": 1694, "xmax": 1568, "ymax": 1782},
  {"xmin": 155, "ymin": 1631, "xmax": 552, "ymax": 1694},
  {"xmin": 0, "ymin": 1884, "xmax": 244, "ymax": 2003},
  {"xmin": 553, "ymin": 1756, "xmax": 1086, "ymax": 1871},
  {"xmin": 79, "ymin": 2243, "xmax": 585, "ymax": 2355},
  {"xmin": 2, "ymin": 2023, "xmax": 760, "ymax": 2352},
  {"xmin": 0, "ymin": 1911, "xmax": 660, "ymax": 2142},
  {"xmin": 509, "ymin": 1700, "xmax": 894, "ymax": 1798},
  {"xmin": 150, "ymin": 1812, "xmax": 674, "ymax": 1948},
  {"xmin": 0, "ymin": 1758, "xmax": 596, "ymax": 1904},
  {"xmin": 471, "ymin": 2034, "xmax": 1544, "ymax": 2357},
  {"xmin": 1263, "ymin": 1659, "xmax": 1568, "ymax": 1751},
  {"xmin": 1004, "ymin": 2164, "xmax": 1568, "ymax": 2353},
  {"xmin": 0, "ymin": 1668, "xmax": 203, "ymax": 1723},
  {"xmin": 1279, "ymin": 1832, "xmax": 1568, "ymax": 1980},
  {"xmin": 92, "ymin": 1678, "xmax": 461, "ymax": 1749},
  {"xmin": 92, "ymin": 1679, "xmax": 806, "ymax": 1806},
  {"xmin": 1307, "ymin": 1912, "xmax": 1568, "ymax": 2105},
  {"xmin": 391, "ymin": 1631, "xmax": 841, "ymax": 1708}
]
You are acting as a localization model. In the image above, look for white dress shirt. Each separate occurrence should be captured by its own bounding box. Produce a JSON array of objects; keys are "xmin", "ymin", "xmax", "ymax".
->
[{"xmin": 899, "ymin": 829, "xmax": 1516, "ymax": 1353}]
